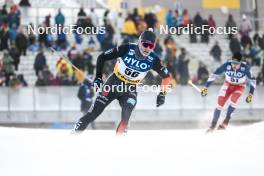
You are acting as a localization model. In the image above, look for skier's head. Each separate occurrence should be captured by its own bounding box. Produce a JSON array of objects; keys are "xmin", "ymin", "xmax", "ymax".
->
[
  {"xmin": 138, "ymin": 28, "xmax": 156, "ymax": 56},
  {"xmin": 231, "ymin": 52, "xmax": 242, "ymax": 70}
]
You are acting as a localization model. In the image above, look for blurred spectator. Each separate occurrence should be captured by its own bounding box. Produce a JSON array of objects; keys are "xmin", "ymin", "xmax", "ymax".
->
[
  {"xmin": 189, "ymin": 20, "xmax": 197, "ymax": 43},
  {"xmin": 56, "ymin": 29, "xmax": 68, "ymax": 50},
  {"xmin": 210, "ymin": 41, "xmax": 222, "ymax": 62},
  {"xmin": 164, "ymin": 36, "xmax": 178, "ymax": 83},
  {"xmin": 122, "ymin": 15, "xmax": 137, "ymax": 37},
  {"xmin": 67, "ymin": 44, "xmax": 78, "ymax": 61},
  {"xmin": 208, "ymin": 14, "xmax": 216, "ymax": 30},
  {"xmin": 78, "ymin": 7, "xmax": 86, "ymax": 17},
  {"xmin": 182, "ymin": 9, "xmax": 190, "ymax": 27},
  {"xmin": 90, "ymin": 8, "xmax": 98, "ymax": 26},
  {"xmin": 201, "ymin": 20, "xmax": 209, "ymax": 43},
  {"xmin": 175, "ymin": 1, "xmax": 183, "ymax": 15},
  {"xmin": 36, "ymin": 65, "xmax": 58, "ymax": 86},
  {"xmin": 9, "ymin": 74, "xmax": 21, "ymax": 88},
  {"xmin": 166, "ymin": 10, "xmax": 174, "ymax": 28},
  {"xmin": 0, "ymin": 5, "xmax": 8, "ymax": 26},
  {"xmin": 37, "ymin": 65, "xmax": 52, "ymax": 86},
  {"xmin": 101, "ymin": 19, "xmax": 115, "ymax": 50},
  {"xmin": 56, "ymin": 58, "xmax": 74, "ymax": 85},
  {"xmin": 241, "ymin": 34, "xmax": 253, "ymax": 48},
  {"xmin": 177, "ymin": 48, "xmax": 190, "ymax": 85},
  {"xmin": 55, "ymin": 9, "xmax": 65, "ymax": 26},
  {"xmin": 9, "ymin": 44, "xmax": 21, "ymax": 70},
  {"xmin": 8, "ymin": 5, "xmax": 21, "ymax": 29},
  {"xmin": 144, "ymin": 12, "xmax": 157, "ymax": 29},
  {"xmin": 131, "ymin": 8, "xmax": 141, "ymax": 24},
  {"xmin": 72, "ymin": 52, "xmax": 85, "ymax": 71},
  {"xmin": 193, "ymin": 12, "xmax": 203, "ymax": 28},
  {"xmin": 9, "ymin": 74, "xmax": 27, "ymax": 88},
  {"xmin": 28, "ymin": 26, "xmax": 38, "ymax": 51},
  {"xmin": 44, "ymin": 14, "xmax": 51, "ymax": 27},
  {"xmin": 15, "ymin": 28, "xmax": 28, "ymax": 55},
  {"xmin": 256, "ymin": 63, "xmax": 264, "ymax": 85},
  {"xmin": 77, "ymin": 77, "xmax": 95, "ymax": 129},
  {"xmin": 48, "ymin": 74, "xmax": 60, "ymax": 86},
  {"xmin": 115, "ymin": 12, "xmax": 125, "ymax": 34},
  {"xmin": 253, "ymin": 32, "xmax": 262, "ymax": 46},
  {"xmin": 174, "ymin": 10, "xmax": 182, "ymax": 28},
  {"xmin": 0, "ymin": 24, "xmax": 9, "ymax": 51},
  {"xmin": 0, "ymin": 59, "xmax": 6, "ymax": 86},
  {"xmin": 229, "ymin": 35, "xmax": 241, "ymax": 54},
  {"xmin": 19, "ymin": 0, "xmax": 31, "ymax": 6},
  {"xmin": 35, "ymin": 70, "xmax": 46, "ymax": 86},
  {"xmin": 83, "ymin": 50, "xmax": 94, "ymax": 75},
  {"xmin": 74, "ymin": 31, "xmax": 83, "ymax": 45},
  {"xmin": 42, "ymin": 65, "xmax": 53, "ymax": 84},
  {"xmin": 77, "ymin": 7, "xmax": 86, "ymax": 29},
  {"xmin": 2, "ymin": 50, "xmax": 14, "ymax": 85},
  {"xmin": 239, "ymin": 14, "xmax": 252, "ymax": 37},
  {"xmin": 103, "ymin": 9, "xmax": 110, "ymax": 22},
  {"xmin": 225, "ymin": 14, "xmax": 237, "ymax": 39},
  {"xmin": 27, "ymin": 23, "xmax": 36, "ymax": 44},
  {"xmin": 46, "ymin": 29, "xmax": 54, "ymax": 47},
  {"xmin": 154, "ymin": 39, "xmax": 163, "ymax": 58},
  {"xmin": 197, "ymin": 62, "xmax": 209, "ymax": 85},
  {"xmin": 19, "ymin": 0, "xmax": 30, "ymax": 22},
  {"xmin": 17, "ymin": 74, "xmax": 27, "ymax": 86},
  {"xmin": 83, "ymin": 17, "xmax": 94, "ymax": 29},
  {"xmin": 136, "ymin": 19, "xmax": 147, "ymax": 34},
  {"xmin": 8, "ymin": 24, "xmax": 17, "ymax": 43},
  {"xmin": 253, "ymin": 32, "xmax": 264, "ymax": 49},
  {"xmin": 248, "ymin": 44, "xmax": 263, "ymax": 66},
  {"xmin": 57, "ymin": 63, "xmax": 74, "ymax": 85},
  {"xmin": 34, "ymin": 49, "xmax": 46, "ymax": 76},
  {"xmin": 38, "ymin": 25, "xmax": 47, "ymax": 46}
]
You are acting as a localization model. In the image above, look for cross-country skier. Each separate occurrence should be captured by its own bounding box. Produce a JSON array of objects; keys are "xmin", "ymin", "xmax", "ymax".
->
[
  {"xmin": 201, "ymin": 52, "xmax": 256, "ymax": 132},
  {"xmin": 73, "ymin": 29, "xmax": 171, "ymax": 134}
]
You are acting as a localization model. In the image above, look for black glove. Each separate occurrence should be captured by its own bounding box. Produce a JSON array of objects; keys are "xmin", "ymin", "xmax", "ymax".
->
[
  {"xmin": 201, "ymin": 87, "xmax": 208, "ymax": 97},
  {"xmin": 93, "ymin": 78, "xmax": 103, "ymax": 91},
  {"xmin": 156, "ymin": 92, "xmax": 166, "ymax": 107}
]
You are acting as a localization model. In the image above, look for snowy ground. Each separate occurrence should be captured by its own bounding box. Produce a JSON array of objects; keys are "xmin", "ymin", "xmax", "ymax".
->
[{"xmin": 0, "ymin": 123, "xmax": 264, "ymax": 176}]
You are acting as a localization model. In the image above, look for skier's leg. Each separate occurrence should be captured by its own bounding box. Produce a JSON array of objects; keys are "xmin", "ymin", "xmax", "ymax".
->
[
  {"xmin": 74, "ymin": 91, "xmax": 114, "ymax": 132},
  {"xmin": 209, "ymin": 84, "xmax": 231, "ymax": 130},
  {"xmin": 116, "ymin": 92, "xmax": 137, "ymax": 134},
  {"xmin": 222, "ymin": 86, "xmax": 245, "ymax": 126}
]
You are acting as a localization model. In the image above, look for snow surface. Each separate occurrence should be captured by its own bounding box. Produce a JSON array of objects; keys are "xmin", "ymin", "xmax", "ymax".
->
[{"xmin": 0, "ymin": 123, "xmax": 264, "ymax": 176}]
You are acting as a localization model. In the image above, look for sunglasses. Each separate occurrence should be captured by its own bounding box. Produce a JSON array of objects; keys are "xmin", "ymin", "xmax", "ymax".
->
[{"xmin": 141, "ymin": 42, "xmax": 155, "ymax": 49}]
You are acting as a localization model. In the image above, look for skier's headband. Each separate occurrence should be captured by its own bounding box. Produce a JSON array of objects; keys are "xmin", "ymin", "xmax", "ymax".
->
[{"xmin": 231, "ymin": 60, "xmax": 241, "ymax": 65}]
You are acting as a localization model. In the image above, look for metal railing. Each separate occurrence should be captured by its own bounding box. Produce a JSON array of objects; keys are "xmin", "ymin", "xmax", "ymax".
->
[{"xmin": 0, "ymin": 86, "xmax": 263, "ymax": 123}]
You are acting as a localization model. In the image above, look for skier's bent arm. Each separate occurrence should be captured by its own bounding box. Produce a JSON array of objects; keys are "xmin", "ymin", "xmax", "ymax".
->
[
  {"xmin": 201, "ymin": 62, "xmax": 227, "ymax": 97},
  {"xmin": 95, "ymin": 44, "xmax": 129, "ymax": 79},
  {"xmin": 205, "ymin": 62, "xmax": 227, "ymax": 88},
  {"xmin": 152, "ymin": 58, "xmax": 171, "ymax": 93}
]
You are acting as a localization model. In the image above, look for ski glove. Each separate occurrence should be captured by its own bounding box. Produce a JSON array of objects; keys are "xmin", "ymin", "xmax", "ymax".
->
[
  {"xmin": 156, "ymin": 92, "xmax": 166, "ymax": 107},
  {"xmin": 246, "ymin": 94, "xmax": 253, "ymax": 103},
  {"xmin": 201, "ymin": 87, "xmax": 208, "ymax": 97}
]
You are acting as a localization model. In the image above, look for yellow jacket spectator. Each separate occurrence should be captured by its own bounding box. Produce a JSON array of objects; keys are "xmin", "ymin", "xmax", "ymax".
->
[
  {"xmin": 56, "ymin": 57, "xmax": 73, "ymax": 79},
  {"xmin": 122, "ymin": 16, "xmax": 137, "ymax": 36}
]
